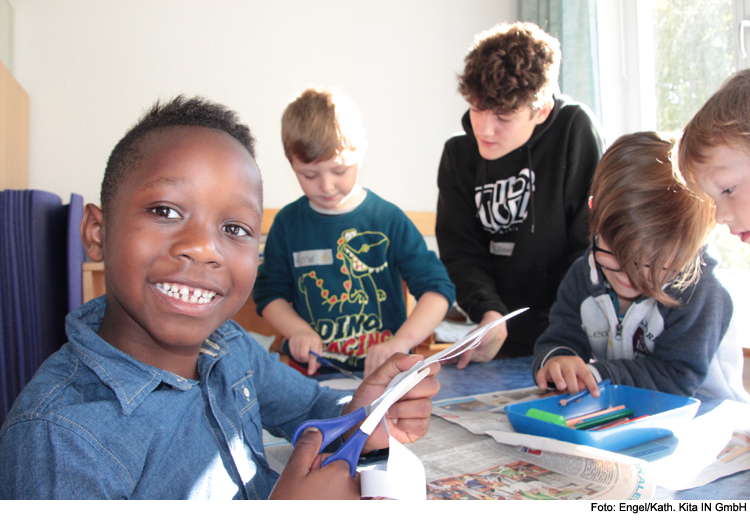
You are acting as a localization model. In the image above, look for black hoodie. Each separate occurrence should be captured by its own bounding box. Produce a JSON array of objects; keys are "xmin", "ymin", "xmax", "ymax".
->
[{"xmin": 436, "ymin": 95, "xmax": 605, "ymax": 356}]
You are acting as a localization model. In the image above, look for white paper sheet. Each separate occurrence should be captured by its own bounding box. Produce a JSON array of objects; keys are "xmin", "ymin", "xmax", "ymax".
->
[
  {"xmin": 360, "ymin": 420, "xmax": 427, "ymax": 500},
  {"xmin": 319, "ymin": 378, "xmax": 362, "ymax": 391}
]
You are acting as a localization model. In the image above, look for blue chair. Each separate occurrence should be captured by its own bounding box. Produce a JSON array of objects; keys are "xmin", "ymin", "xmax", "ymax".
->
[{"xmin": 0, "ymin": 190, "xmax": 84, "ymax": 425}]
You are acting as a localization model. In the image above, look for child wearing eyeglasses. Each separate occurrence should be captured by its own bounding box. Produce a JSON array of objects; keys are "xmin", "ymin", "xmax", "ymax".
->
[{"xmin": 532, "ymin": 132, "xmax": 749, "ymax": 402}]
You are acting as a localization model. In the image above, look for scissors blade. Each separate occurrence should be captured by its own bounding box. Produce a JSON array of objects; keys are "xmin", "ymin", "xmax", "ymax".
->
[
  {"xmin": 323, "ymin": 362, "xmax": 361, "ymax": 381},
  {"xmin": 310, "ymin": 351, "xmax": 361, "ymax": 380}
]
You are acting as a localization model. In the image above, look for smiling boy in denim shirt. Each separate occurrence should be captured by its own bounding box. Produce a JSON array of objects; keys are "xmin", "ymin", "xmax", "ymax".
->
[{"xmin": 0, "ymin": 96, "xmax": 438, "ymax": 499}]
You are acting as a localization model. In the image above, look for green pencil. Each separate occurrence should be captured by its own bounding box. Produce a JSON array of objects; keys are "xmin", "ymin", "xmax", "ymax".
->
[{"xmin": 574, "ymin": 408, "xmax": 634, "ymax": 430}]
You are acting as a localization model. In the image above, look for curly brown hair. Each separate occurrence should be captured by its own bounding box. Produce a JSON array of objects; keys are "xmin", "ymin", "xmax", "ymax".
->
[
  {"xmin": 590, "ymin": 132, "xmax": 714, "ymax": 307},
  {"xmin": 458, "ymin": 22, "xmax": 560, "ymax": 114}
]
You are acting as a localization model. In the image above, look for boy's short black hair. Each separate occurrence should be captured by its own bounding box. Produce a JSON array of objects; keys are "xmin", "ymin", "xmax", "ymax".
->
[{"xmin": 101, "ymin": 95, "xmax": 256, "ymax": 213}]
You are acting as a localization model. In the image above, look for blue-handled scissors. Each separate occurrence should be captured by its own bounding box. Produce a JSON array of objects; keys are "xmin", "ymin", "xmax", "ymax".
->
[{"xmin": 292, "ymin": 307, "xmax": 529, "ymax": 477}]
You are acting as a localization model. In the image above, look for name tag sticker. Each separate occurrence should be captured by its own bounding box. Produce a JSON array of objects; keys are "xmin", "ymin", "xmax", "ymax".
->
[
  {"xmin": 489, "ymin": 241, "xmax": 514, "ymax": 257},
  {"xmin": 293, "ymin": 249, "xmax": 334, "ymax": 268}
]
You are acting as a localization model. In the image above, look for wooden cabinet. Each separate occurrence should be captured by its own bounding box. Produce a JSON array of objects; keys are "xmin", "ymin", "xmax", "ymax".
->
[{"xmin": 0, "ymin": 60, "xmax": 29, "ymax": 190}]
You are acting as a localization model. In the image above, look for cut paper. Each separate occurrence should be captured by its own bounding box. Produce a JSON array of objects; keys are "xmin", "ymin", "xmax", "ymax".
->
[
  {"xmin": 433, "ymin": 320, "xmax": 477, "ymax": 344},
  {"xmin": 360, "ymin": 419, "xmax": 427, "ymax": 500},
  {"xmin": 320, "ymin": 378, "xmax": 362, "ymax": 391}
]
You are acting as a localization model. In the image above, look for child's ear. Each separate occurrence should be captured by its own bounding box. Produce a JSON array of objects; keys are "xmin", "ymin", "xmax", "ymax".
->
[
  {"xmin": 532, "ymin": 99, "xmax": 554, "ymax": 124},
  {"xmin": 80, "ymin": 203, "xmax": 105, "ymax": 262},
  {"xmin": 588, "ymin": 196, "xmax": 594, "ymax": 209}
]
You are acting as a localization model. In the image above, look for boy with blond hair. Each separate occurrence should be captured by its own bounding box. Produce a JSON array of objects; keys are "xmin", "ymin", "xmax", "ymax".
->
[
  {"xmin": 253, "ymin": 88, "xmax": 455, "ymax": 377},
  {"xmin": 679, "ymin": 69, "xmax": 750, "ymax": 244},
  {"xmin": 436, "ymin": 22, "xmax": 605, "ymax": 365}
]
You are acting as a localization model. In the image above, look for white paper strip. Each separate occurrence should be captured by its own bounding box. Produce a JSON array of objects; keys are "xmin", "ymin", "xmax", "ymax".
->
[{"xmin": 360, "ymin": 420, "xmax": 426, "ymax": 500}]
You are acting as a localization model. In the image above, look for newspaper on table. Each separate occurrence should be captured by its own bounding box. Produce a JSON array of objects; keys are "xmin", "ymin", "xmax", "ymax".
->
[
  {"xmin": 431, "ymin": 386, "xmax": 541, "ymax": 435},
  {"xmin": 412, "ymin": 389, "xmax": 652, "ymax": 500},
  {"xmin": 423, "ymin": 387, "xmax": 750, "ymax": 499}
]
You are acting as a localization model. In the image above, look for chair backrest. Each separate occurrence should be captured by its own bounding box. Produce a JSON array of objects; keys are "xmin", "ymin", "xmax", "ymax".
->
[
  {"xmin": 0, "ymin": 190, "xmax": 83, "ymax": 425},
  {"xmin": 67, "ymin": 194, "xmax": 85, "ymax": 312}
]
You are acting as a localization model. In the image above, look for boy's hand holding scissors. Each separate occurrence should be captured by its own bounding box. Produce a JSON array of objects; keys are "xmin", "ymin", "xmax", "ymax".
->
[{"xmin": 270, "ymin": 353, "xmax": 439, "ymax": 499}]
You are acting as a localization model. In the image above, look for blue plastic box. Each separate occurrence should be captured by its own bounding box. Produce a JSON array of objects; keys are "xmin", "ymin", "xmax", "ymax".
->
[{"xmin": 504, "ymin": 384, "xmax": 699, "ymax": 452}]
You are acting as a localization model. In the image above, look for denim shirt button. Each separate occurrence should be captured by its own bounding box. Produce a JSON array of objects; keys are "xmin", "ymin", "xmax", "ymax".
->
[{"xmin": 243, "ymin": 386, "xmax": 250, "ymax": 399}]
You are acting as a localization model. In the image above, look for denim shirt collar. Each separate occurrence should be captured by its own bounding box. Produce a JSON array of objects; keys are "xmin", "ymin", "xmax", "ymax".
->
[{"xmin": 66, "ymin": 296, "xmax": 230, "ymax": 416}]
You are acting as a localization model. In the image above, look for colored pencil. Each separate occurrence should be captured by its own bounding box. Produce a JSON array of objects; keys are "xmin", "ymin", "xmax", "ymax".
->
[
  {"xmin": 574, "ymin": 408, "xmax": 634, "ymax": 430},
  {"xmin": 590, "ymin": 415, "xmax": 650, "ymax": 431},
  {"xmin": 565, "ymin": 405, "xmax": 626, "ymax": 427}
]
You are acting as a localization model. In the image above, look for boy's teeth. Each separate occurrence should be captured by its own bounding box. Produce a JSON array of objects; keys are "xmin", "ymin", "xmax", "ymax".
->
[{"xmin": 156, "ymin": 282, "xmax": 217, "ymax": 304}]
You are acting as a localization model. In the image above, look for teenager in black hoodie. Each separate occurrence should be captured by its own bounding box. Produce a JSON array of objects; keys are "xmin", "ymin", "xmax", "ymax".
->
[{"xmin": 436, "ymin": 22, "xmax": 605, "ymax": 363}]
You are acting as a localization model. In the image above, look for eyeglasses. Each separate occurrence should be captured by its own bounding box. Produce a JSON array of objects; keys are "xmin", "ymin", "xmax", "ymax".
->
[
  {"xmin": 592, "ymin": 236, "xmax": 623, "ymax": 273},
  {"xmin": 592, "ymin": 236, "xmax": 679, "ymax": 283}
]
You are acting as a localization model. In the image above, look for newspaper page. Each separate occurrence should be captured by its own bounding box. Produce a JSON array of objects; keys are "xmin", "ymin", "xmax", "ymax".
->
[
  {"xmin": 408, "ymin": 415, "xmax": 653, "ymax": 500},
  {"xmin": 431, "ymin": 386, "xmax": 547, "ymax": 436},
  {"xmin": 431, "ymin": 388, "xmax": 750, "ymax": 494},
  {"xmin": 264, "ymin": 386, "xmax": 749, "ymax": 499}
]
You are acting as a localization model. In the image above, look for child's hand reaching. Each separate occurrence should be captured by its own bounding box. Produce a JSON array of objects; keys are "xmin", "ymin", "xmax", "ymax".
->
[
  {"xmin": 441, "ymin": 313, "xmax": 508, "ymax": 369},
  {"xmin": 288, "ymin": 330, "xmax": 324, "ymax": 375},
  {"xmin": 364, "ymin": 291, "xmax": 450, "ymax": 375},
  {"xmin": 270, "ymin": 427, "xmax": 360, "ymax": 500},
  {"xmin": 536, "ymin": 355, "xmax": 601, "ymax": 398},
  {"xmin": 363, "ymin": 337, "xmax": 409, "ymax": 378}
]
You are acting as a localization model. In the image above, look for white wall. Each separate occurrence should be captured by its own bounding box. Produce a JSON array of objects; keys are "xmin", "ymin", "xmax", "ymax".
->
[
  {"xmin": 0, "ymin": 0, "xmax": 11, "ymax": 69},
  {"xmin": 9, "ymin": 0, "xmax": 516, "ymax": 210}
]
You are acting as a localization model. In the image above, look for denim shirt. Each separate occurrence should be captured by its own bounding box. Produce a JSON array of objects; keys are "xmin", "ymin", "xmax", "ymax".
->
[{"xmin": 0, "ymin": 296, "xmax": 349, "ymax": 499}]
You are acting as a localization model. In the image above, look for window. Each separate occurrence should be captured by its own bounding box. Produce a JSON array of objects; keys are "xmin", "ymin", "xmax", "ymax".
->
[
  {"xmin": 598, "ymin": 0, "xmax": 750, "ymax": 346},
  {"xmin": 653, "ymin": 0, "xmax": 735, "ymax": 133},
  {"xmin": 652, "ymin": 0, "xmax": 750, "ymax": 348}
]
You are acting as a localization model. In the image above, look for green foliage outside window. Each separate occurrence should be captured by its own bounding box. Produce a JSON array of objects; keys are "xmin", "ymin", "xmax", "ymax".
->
[
  {"xmin": 654, "ymin": 0, "xmax": 734, "ymax": 134},
  {"xmin": 655, "ymin": 0, "xmax": 747, "ymax": 270}
]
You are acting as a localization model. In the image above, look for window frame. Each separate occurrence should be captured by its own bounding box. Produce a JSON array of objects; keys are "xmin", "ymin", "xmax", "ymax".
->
[{"xmin": 597, "ymin": 0, "xmax": 747, "ymax": 143}]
